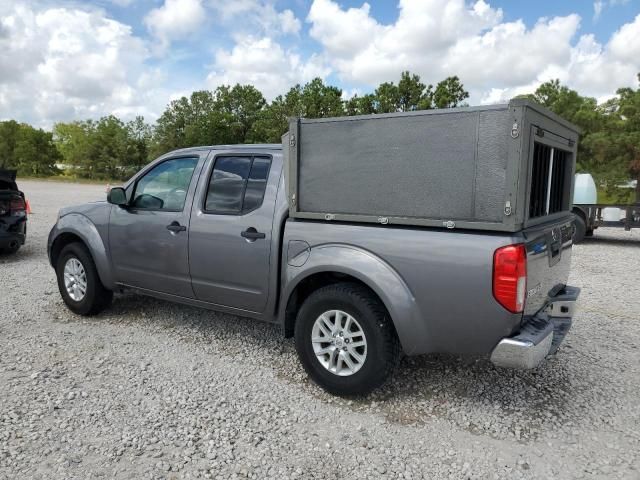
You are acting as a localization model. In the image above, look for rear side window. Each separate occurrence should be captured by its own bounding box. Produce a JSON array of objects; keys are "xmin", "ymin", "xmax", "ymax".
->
[{"xmin": 204, "ymin": 156, "xmax": 271, "ymax": 214}]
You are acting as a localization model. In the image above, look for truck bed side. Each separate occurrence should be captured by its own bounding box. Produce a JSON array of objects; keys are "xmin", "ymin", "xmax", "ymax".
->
[{"xmin": 281, "ymin": 220, "xmax": 526, "ymax": 356}]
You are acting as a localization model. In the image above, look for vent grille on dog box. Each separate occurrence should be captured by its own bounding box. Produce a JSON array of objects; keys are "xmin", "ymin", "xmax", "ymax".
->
[{"xmin": 529, "ymin": 142, "xmax": 570, "ymax": 219}]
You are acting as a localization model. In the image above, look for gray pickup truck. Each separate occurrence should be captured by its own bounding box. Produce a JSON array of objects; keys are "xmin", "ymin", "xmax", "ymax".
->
[{"xmin": 48, "ymin": 101, "xmax": 580, "ymax": 395}]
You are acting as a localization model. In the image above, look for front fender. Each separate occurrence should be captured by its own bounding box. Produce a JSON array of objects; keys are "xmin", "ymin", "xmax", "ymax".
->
[
  {"xmin": 281, "ymin": 244, "xmax": 429, "ymax": 355},
  {"xmin": 49, "ymin": 213, "xmax": 115, "ymax": 290}
]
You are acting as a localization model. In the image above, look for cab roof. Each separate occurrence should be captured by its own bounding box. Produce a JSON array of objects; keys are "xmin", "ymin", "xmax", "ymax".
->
[{"xmin": 169, "ymin": 144, "xmax": 282, "ymax": 155}]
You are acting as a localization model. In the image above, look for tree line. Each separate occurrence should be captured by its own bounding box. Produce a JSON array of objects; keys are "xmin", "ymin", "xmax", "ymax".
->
[
  {"xmin": 0, "ymin": 71, "xmax": 638, "ymax": 202},
  {"xmin": 0, "ymin": 72, "xmax": 470, "ymax": 180}
]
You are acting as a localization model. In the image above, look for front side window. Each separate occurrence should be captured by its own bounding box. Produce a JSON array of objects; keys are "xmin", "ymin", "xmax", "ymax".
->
[
  {"xmin": 205, "ymin": 156, "xmax": 271, "ymax": 214},
  {"xmin": 132, "ymin": 157, "xmax": 198, "ymax": 211}
]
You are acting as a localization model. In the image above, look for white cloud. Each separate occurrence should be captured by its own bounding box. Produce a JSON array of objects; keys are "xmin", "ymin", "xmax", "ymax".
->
[
  {"xmin": 308, "ymin": 1, "xmax": 382, "ymax": 58},
  {"xmin": 481, "ymin": 15, "xmax": 640, "ymax": 104},
  {"xmin": 594, "ymin": 1, "xmax": 605, "ymax": 21},
  {"xmin": 307, "ymin": 0, "xmax": 640, "ymax": 104},
  {"xmin": 608, "ymin": 13, "xmax": 640, "ymax": 63},
  {"xmin": 2, "ymin": 0, "xmax": 639, "ymax": 129},
  {"xmin": 307, "ymin": 0, "xmax": 505, "ymax": 86},
  {"xmin": 0, "ymin": 3, "xmax": 167, "ymax": 126},
  {"xmin": 144, "ymin": 0, "xmax": 206, "ymax": 50},
  {"xmin": 206, "ymin": 37, "xmax": 329, "ymax": 99},
  {"xmin": 447, "ymin": 15, "xmax": 580, "ymax": 88},
  {"xmin": 278, "ymin": 9, "xmax": 302, "ymax": 35},
  {"xmin": 208, "ymin": 0, "xmax": 301, "ymax": 36}
]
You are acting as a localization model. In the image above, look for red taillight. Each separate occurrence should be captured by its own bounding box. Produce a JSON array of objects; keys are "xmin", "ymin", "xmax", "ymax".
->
[
  {"xmin": 10, "ymin": 197, "xmax": 26, "ymax": 215},
  {"xmin": 493, "ymin": 244, "xmax": 527, "ymax": 313}
]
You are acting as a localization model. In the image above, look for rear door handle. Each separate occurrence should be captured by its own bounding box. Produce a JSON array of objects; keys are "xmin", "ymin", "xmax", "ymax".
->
[
  {"xmin": 166, "ymin": 221, "xmax": 186, "ymax": 233},
  {"xmin": 241, "ymin": 227, "xmax": 265, "ymax": 240}
]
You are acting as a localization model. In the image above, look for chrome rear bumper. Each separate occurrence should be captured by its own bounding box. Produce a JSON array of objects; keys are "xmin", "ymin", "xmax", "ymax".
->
[{"xmin": 490, "ymin": 286, "xmax": 580, "ymax": 369}]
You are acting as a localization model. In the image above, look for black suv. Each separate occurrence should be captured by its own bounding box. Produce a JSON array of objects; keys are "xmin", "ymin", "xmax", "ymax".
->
[{"xmin": 0, "ymin": 169, "xmax": 27, "ymax": 254}]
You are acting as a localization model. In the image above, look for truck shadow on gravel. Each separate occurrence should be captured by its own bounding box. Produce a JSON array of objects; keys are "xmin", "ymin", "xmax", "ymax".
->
[
  {"xmin": 0, "ymin": 246, "xmax": 32, "ymax": 263},
  {"xmin": 56, "ymin": 292, "xmax": 609, "ymax": 443},
  {"xmin": 580, "ymin": 236, "xmax": 640, "ymax": 247}
]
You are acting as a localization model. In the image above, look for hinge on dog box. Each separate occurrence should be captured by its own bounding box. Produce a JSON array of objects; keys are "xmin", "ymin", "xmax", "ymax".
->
[
  {"xmin": 511, "ymin": 122, "xmax": 520, "ymax": 139},
  {"xmin": 378, "ymin": 216, "xmax": 389, "ymax": 224},
  {"xmin": 291, "ymin": 193, "xmax": 296, "ymax": 206},
  {"xmin": 289, "ymin": 134, "xmax": 296, "ymax": 147},
  {"xmin": 443, "ymin": 220, "xmax": 455, "ymax": 229},
  {"xmin": 325, "ymin": 213, "xmax": 335, "ymax": 221},
  {"xmin": 504, "ymin": 200, "xmax": 512, "ymax": 216}
]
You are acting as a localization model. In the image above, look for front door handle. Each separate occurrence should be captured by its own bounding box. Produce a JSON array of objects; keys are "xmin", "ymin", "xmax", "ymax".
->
[
  {"xmin": 167, "ymin": 221, "xmax": 186, "ymax": 233},
  {"xmin": 241, "ymin": 227, "xmax": 265, "ymax": 240}
]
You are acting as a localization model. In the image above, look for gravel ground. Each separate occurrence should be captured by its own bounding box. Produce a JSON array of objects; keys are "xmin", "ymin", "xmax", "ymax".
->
[{"xmin": 1, "ymin": 180, "xmax": 639, "ymax": 480}]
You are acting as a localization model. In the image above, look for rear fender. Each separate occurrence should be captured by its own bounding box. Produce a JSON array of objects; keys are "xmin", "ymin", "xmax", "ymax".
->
[
  {"xmin": 50, "ymin": 213, "xmax": 114, "ymax": 289},
  {"xmin": 281, "ymin": 244, "xmax": 428, "ymax": 354}
]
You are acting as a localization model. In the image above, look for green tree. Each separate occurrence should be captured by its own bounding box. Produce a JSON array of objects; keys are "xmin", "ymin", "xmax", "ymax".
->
[
  {"xmin": 523, "ymin": 79, "xmax": 625, "ymax": 200},
  {"xmin": 602, "ymin": 76, "xmax": 640, "ymax": 202},
  {"xmin": 152, "ymin": 91, "xmax": 216, "ymax": 157},
  {"xmin": 53, "ymin": 121, "xmax": 94, "ymax": 177},
  {"xmin": 126, "ymin": 116, "xmax": 153, "ymax": 176},
  {"xmin": 91, "ymin": 115, "xmax": 128, "ymax": 179},
  {"xmin": 1, "ymin": 121, "xmax": 60, "ymax": 176},
  {"xmin": 54, "ymin": 117, "xmax": 135, "ymax": 180},
  {"xmin": 432, "ymin": 76, "xmax": 469, "ymax": 109},
  {"xmin": 345, "ymin": 93, "xmax": 377, "ymax": 116},
  {"xmin": 13, "ymin": 126, "xmax": 60, "ymax": 176},
  {"xmin": 248, "ymin": 96, "xmax": 291, "ymax": 143},
  {"xmin": 369, "ymin": 72, "xmax": 467, "ymax": 113},
  {"xmin": 249, "ymin": 78, "xmax": 344, "ymax": 143},
  {"xmin": 374, "ymin": 82, "xmax": 400, "ymax": 113},
  {"xmin": 299, "ymin": 78, "xmax": 344, "ymax": 118},
  {"xmin": 151, "ymin": 85, "xmax": 268, "ymax": 155},
  {"xmin": 0, "ymin": 120, "xmax": 21, "ymax": 169},
  {"xmin": 529, "ymin": 79, "xmax": 601, "ymax": 133},
  {"xmin": 216, "ymin": 84, "xmax": 266, "ymax": 142},
  {"xmin": 398, "ymin": 71, "xmax": 429, "ymax": 112}
]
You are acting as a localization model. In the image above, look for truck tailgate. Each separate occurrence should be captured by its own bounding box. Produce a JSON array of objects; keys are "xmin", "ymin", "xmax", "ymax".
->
[{"xmin": 522, "ymin": 216, "xmax": 574, "ymax": 316}]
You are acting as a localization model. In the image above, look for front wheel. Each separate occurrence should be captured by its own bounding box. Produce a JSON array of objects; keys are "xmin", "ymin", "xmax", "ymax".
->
[
  {"xmin": 56, "ymin": 242, "xmax": 113, "ymax": 316},
  {"xmin": 294, "ymin": 283, "xmax": 400, "ymax": 396}
]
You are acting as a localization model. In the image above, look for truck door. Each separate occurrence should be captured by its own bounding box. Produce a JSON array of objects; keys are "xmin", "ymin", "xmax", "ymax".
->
[
  {"xmin": 109, "ymin": 155, "xmax": 203, "ymax": 298},
  {"xmin": 188, "ymin": 151, "xmax": 279, "ymax": 313}
]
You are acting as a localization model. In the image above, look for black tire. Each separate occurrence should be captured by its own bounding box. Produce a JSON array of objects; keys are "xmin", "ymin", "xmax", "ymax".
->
[
  {"xmin": 573, "ymin": 214, "xmax": 586, "ymax": 244},
  {"xmin": 294, "ymin": 282, "xmax": 400, "ymax": 396},
  {"xmin": 56, "ymin": 242, "xmax": 113, "ymax": 316}
]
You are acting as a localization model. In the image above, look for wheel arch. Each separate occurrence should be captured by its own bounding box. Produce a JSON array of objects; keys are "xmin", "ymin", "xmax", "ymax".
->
[
  {"xmin": 49, "ymin": 214, "xmax": 114, "ymax": 289},
  {"xmin": 572, "ymin": 205, "xmax": 587, "ymax": 221},
  {"xmin": 279, "ymin": 244, "xmax": 427, "ymax": 355}
]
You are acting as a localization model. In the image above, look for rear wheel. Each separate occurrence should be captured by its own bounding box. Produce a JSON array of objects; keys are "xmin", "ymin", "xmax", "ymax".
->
[
  {"xmin": 573, "ymin": 214, "xmax": 586, "ymax": 243},
  {"xmin": 294, "ymin": 283, "xmax": 400, "ymax": 396},
  {"xmin": 56, "ymin": 242, "xmax": 112, "ymax": 315}
]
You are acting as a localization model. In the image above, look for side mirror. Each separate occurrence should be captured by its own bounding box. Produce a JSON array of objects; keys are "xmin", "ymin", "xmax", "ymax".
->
[{"xmin": 107, "ymin": 187, "xmax": 128, "ymax": 207}]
